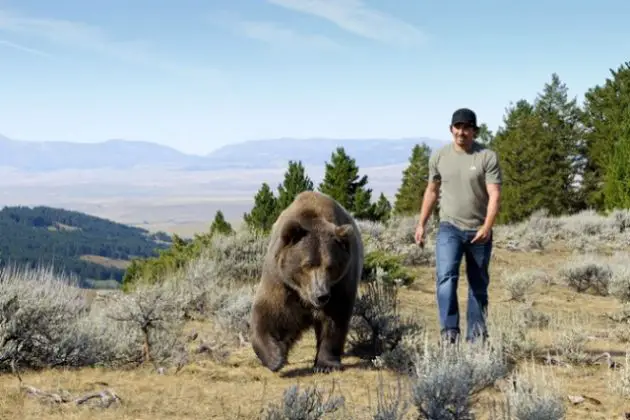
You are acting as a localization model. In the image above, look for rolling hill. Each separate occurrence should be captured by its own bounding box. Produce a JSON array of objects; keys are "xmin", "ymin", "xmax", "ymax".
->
[
  {"xmin": 0, "ymin": 134, "xmax": 447, "ymax": 171},
  {"xmin": 0, "ymin": 205, "xmax": 172, "ymax": 287}
]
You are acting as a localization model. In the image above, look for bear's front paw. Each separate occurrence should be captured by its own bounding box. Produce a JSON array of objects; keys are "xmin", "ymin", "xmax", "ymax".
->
[
  {"xmin": 266, "ymin": 355, "xmax": 286, "ymax": 372},
  {"xmin": 252, "ymin": 339, "xmax": 286, "ymax": 372},
  {"xmin": 313, "ymin": 359, "xmax": 342, "ymax": 374}
]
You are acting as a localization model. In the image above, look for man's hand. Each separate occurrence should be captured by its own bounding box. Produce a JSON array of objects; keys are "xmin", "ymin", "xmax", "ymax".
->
[
  {"xmin": 471, "ymin": 226, "xmax": 491, "ymax": 244},
  {"xmin": 415, "ymin": 223, "xmax": 426, "ymax": 248}
]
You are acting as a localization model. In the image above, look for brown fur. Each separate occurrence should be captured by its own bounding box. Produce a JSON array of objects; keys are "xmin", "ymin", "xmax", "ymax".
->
[{"xmin": 249, "ymin": 191, "xmax": 364, "ymax": 373}]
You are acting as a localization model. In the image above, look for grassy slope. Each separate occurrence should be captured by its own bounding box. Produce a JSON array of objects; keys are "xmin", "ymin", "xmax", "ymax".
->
[{"xmin": 1, "ymin": 244, "xmax": 628, "ymax": 419}]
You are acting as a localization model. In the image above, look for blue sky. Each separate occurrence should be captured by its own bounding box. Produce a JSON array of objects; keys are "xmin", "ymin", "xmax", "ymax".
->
[{"xmin": 1, "ymin": 0, "xmax": 628, "ymax": 155}]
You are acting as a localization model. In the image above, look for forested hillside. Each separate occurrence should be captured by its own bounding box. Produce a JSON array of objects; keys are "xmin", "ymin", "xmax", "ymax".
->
[{"xmin": 0, "ymin": 205, "xmax": 171, "ymax": 286}]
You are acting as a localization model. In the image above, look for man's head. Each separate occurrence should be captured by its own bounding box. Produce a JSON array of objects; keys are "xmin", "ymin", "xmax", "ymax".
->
[{"xmin": 449, "ymin": 108, "xmax": 478, "ymax": 149}]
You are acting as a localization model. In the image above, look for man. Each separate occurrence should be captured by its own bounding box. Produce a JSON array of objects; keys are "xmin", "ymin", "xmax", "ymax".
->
[{"xmin": 414, "ymin": 108, "xmax": 502, "ymax": 344}]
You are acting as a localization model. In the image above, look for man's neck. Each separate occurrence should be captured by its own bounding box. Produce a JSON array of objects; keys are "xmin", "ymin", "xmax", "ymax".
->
[{"xmin": 453, "ymin": 141, "xmax": 475, "ymax": 153}]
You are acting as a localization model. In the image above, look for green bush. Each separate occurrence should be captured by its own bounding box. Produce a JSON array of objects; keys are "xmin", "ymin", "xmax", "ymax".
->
[{"xmin": 363, "ymin": 250, "xmax": 415, "ymax": 285}]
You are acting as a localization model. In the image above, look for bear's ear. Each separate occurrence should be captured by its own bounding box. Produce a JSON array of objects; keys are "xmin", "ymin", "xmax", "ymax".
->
[
  {"xmin": 334, "ymin": 224, "xmax": 353, "ymax": 252},
  {"xmin": 334, "ymin": 223, "xmax": 353, "ymax": 239},
  {"xmin": 280, "ymin": 220, "xmax": 309, "ymax": 246}
]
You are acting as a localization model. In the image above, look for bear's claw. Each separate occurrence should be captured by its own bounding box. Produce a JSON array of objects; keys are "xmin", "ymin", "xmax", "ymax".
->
[{"xmin": 313, "ymin": 360, "xmax": 342, "ymax": 374}]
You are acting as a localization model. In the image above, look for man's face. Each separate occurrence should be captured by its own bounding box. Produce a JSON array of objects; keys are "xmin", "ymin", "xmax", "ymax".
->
[{"xmin": 450, "ymin": 122, "xmax": 476, "ymax": 148}]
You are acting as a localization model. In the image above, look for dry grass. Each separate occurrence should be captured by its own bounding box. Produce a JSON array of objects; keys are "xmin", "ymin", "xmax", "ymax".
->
[
  {"xmin": 3, "ymin": 209, "xmax": 630, "ymax": 419},
  {"xmin": 80, "ymin": 255, "xmax": 131, "ymax": 270}
]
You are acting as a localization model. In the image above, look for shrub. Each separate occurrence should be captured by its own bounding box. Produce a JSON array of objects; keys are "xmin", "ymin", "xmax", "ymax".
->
[
  {"xmin": 557, "ymin": 255, "xmax": 612, "ymax": 295},
  {"xmin": 410, "ymin": 342, "xmax": 509, "ymax": 419},
  {"xmin": 347, "ymin": 278, "xmax": 423, "ymax": 373},
  {"xmin": 362, "ymin": 250, "xmax": 415, "ymax": 285},
  {"xmin": 359, "ymin": 216, "xmax": 435, "ymax": 269},
  {"xmin": 0, "ymin": 265, "xmax": 143, "ymax": 372},
  {"xmin": 261, "ymin": 383, "xmax": 345, "ymax": 420},
  {"xmin": 371, "ymin": 374, "xmax": 410, "ymax": 420},
  {"xmin": 500, "ymin": 269, "xmax": 550, "ymax": 302},
  {"xmin": 492, "ymin": 208, "xmax": 630, "ymax": 252},
  {"xmin": 492, "ymin": 366, "xmax": 566, "ymax": 420},
  {"xmin": 607, "ymin": 254, "xmax": 630, "ymax": 303},
  {"xmin": 203, "ymin": 230, "xmax": 268, "ymax": 285}
]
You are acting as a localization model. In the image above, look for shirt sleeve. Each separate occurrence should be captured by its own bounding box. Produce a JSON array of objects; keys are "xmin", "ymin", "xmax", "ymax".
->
[
  {"xmin": 484, "ymin": 151, "xmax": 502, "ymax": 184},
  {"xmin": 428, "ymin": 151, "xmax": 441, "ymax": 182}
]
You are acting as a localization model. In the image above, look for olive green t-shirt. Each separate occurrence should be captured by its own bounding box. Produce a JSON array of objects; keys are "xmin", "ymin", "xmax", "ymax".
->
[{"xmin": 428, "ymin": 141, "xmax": 502, "ymax": 230}]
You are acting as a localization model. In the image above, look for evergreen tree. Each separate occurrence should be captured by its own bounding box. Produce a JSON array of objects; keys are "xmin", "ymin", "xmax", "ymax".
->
[
  {"xmin": 352, "ymin": 188, "xmax": 376, "ymax": 220},
  {"xmin": 318, "ymin": 147, "xmax": 370, "ymax": 212},
  {"xmin": 393, "ymin": 143, "xmax": 431, "ymax": 216},
  {"xmin": 532, "ymin": 73, "xmax": 585, "ymax": 213},
  {"xmin": 603, "ymin": 137, "xmax": 630, "ymax": 209},
  {"xmin": 476, "ymin": 123, "xmax": 495, "ymax": 147},
  {"xmin": 581, "ymin": 61, "xmax": 630, "ymax": 211},
  {"xmin": 373, "ymin": 193, "xmax": 392, "ymax": 222},
  {"xmin": 492, "ymin": 100, "xmax": 561, "ymax": 224},
  {"xmin": 243, "ymin": 182, "xmax": 277, "ymax": 234},
  {"xmin": 209, "ymin": 210, "xmax": 234, "ymax": 237},
  {"xmin": 276, "ymin": 160, "xmax": 314, "ymax": 215}
]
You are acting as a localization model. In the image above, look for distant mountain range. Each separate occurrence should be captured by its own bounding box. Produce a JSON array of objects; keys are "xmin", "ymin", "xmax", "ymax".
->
[{"xmin": 0, "ymin": 133, "xmax": 447, "ymax": 171}]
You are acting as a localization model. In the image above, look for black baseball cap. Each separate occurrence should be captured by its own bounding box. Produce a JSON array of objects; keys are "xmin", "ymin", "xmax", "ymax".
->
[{"xmin": 451, "ymin": 108, "xmax": 478, "ymax": 128}]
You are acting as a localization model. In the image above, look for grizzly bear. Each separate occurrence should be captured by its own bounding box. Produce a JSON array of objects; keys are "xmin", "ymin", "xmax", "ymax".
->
[{"xmin": 249, "ymin": 190, "xmax": 364, "ymax": 373}]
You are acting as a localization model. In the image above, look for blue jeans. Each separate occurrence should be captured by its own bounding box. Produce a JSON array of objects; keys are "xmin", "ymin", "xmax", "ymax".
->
[{"xmin": 435, "ymin": 221, "xmax": 492, "ymax": 342}]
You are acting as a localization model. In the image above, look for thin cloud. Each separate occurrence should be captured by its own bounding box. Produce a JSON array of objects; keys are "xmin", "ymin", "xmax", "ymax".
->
[
  {"xmin": 209, "ymin": 10, "xmax": 341, "ymax": 51},
  {"xmin": 0, "ymin": 39, "xmax": 52, "ymax": 57},
  {"xmin": 0, "ymin": 9, "xmax": 223, "ymax": 84},
  {"xmin": 235, "ymin": 20, "xmax": 341, "ymax": 50},
  {"xmin": 267, "ymin": 0, "xmax": 427, "ymax": 46}
]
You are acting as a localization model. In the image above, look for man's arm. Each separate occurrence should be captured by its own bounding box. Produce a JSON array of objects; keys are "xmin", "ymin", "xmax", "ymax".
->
[
  {"xmin": 418, "ymin": 151, "xmax": 441, "ymax": 227},
  {"xmin": 482, "ymin": 151, "xmax": 502, "ymax": 231},
  {"xmin": 419, "ymin": 181, "xmax": 440, "ymax": 227},
  {"xmin": 482, "ymin": 183, "xmax": 501, "ymax": 231}
]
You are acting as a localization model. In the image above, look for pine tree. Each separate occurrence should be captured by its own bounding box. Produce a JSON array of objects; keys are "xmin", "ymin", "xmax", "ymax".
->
[
  {"xmin": 476, "ymin": 123, "xmax": 495, "ymax": 147},
  {"xmin": 373, "ymin": 193, "xmax": 392, "ymax": 222},
  {"xmin": 243, "ymin": 182, "xmax": 277, "ymax": 234},
  {"xmin": 276, "ymin": 160, "xmax": 314, "ymax": 215},
  {"xmin": 603, "ymin": 137, "xmax": 630, "ymax": 209},
  {"xmin": 209, "ymin": 210, "xmax": 234, "ymax": 237},
  {"xmin": 318, "ymin": 147, "xmax": 370, "ymax": 212},
  {"xmin": 492, "ymin": 100, "xmax": 561, "ymax": 224},
  {"xmin": 581, "ymin": 61, "xmax": 630, "ymax": 211},
  {"xmin": 352, "ymin": 188, "xmax": 375, "ymax": 220},
  {"xmin": 532, "ymin": 73, "xmax": 585, "ymax": 214},
  {"xmin": 393, "ymin": 143, "xmax": 431, "ymax": 216}
]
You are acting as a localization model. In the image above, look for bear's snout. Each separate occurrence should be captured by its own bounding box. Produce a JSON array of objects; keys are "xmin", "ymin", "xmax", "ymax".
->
[
  {"xmin": 314, "ymin": 291, "xmax": 330, "ymax": 306},
  {"xmin": 310, "ymin": 287, "xmax": 331, "ymax": 308}
]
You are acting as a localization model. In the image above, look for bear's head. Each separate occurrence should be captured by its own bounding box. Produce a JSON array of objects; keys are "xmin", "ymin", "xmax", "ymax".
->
[{"xmin": 274, "ymin": 209, "xmax": 354, "ymax": 309}]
